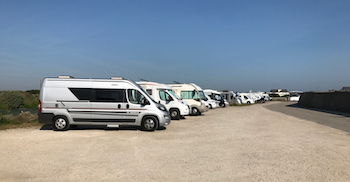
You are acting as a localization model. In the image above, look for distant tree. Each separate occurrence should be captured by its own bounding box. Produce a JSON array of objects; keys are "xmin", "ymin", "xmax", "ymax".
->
[
  {"xmin": 25, "ymin": 90, "xmax": 40, "ymax": 94},
  {"xmin": 0, "ymin": 91, "xmax": 25, "ymax": 110},
  {"xmin": 23, "ymin": 91, "xmax": 39, "ymax": 108}
]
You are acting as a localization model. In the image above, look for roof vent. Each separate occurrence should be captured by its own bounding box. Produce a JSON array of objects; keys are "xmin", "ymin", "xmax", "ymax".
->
[
  {"xmin": 111, "ymin": 77, "xmax": 124, "ymax": 80},
  {"xmin": 58, "ymin": 75, "xmax": 74, "ymax": 78}
]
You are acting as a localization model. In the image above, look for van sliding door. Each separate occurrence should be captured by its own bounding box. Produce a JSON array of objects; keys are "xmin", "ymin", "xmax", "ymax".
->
[{"xmin": 90, "ymin": 89, "xmax": 128, "ymax": 123}]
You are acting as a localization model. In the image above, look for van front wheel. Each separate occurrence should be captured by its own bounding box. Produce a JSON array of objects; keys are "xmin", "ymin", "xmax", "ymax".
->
[
  {"xmin": 53, "ymin": 116, "xmax": 70, "ymax": 131},
  {"xmin": 191, "ymin": 107, "xmax": 199, "ymax": 116},
  {"xmin": 170, "ymin": 109, "xmax": 180, "ymax": 120},
  {"xmin": 142, "ymin": 116, "xmax": 158, "ymax": 131}
]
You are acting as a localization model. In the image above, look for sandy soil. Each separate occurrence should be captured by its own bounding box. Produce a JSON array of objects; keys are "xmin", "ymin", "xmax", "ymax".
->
[{"xmin": 1, "ymin": 102, "xmax": 350, "ymax": 181}]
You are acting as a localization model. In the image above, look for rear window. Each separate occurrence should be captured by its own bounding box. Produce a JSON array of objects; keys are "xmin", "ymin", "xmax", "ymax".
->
[
  {"xmin": 69, "ymin": 88, "xmax": 127, "ymax": 102},
  {"xmin": 69, "ymin": 88, "xmax": 92, "ymax": 100}
]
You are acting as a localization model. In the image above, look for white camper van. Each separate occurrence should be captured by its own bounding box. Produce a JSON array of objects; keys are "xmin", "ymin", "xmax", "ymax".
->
[
  {"xmin": 204, "ymin": 89, "xmax": 222, "ymax": 103},
  {"xmin": 137, "ymin": 81, "xmax": 190, "ymax": 120},
  {"xmin": 204, "ymin": 94, "xmax": 217, "ymax": 109},
  {"xmin": 220, "ymin": 91, "xmax": 238, "ymax": 104},
  {"xmin": 39, "ymin": 76, "xmax": 171, "ymax": 131},
  {"xmin": 237, "ymin": 93, "xmax": 255, "ymax": 104},
  {"xmin": 168, "ymin": 83, "xmax": 209, "ymax": 116}
]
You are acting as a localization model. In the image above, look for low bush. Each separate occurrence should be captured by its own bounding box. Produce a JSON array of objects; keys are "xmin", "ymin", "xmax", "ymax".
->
[
  {"xmin": 0, "ymin": 91, "xmax": 24, "ymax": 110},
  {"xmin": 23, "ymin": 92, "xmax": 39, "ymax": 108}
]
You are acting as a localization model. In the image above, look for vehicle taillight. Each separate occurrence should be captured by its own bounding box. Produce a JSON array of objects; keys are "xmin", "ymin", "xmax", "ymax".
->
[{"xmin": 39, "ymin": 100, "xmax": 42, "ymax": 113}]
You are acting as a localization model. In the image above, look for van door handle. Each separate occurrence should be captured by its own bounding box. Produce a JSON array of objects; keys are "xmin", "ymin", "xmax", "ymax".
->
[
  {"xmin": 126, "ymin": 104, "xmax": 129, "ymax": 109},
  {"xmin": 118, "ymin": 104, "xmax": 121, "ymax": 109}
]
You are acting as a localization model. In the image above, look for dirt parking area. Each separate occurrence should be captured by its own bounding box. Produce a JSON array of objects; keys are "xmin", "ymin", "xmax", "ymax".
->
[{"xmin": 1, "ymin": 102, "xmax": 350, "ymax": 181}]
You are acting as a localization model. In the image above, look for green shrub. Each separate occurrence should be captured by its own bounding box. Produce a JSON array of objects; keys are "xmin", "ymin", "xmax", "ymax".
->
[
  {"xmin": 25, "ymin": 90, "xmax": 40, "ymax": 95},
  {"xmin": 23, "ymin": 92, "xmax": 39, "ymax": 108},
  {"xmin": 0, "ymin": 91, "xmax": 25, "ymax": 110}
]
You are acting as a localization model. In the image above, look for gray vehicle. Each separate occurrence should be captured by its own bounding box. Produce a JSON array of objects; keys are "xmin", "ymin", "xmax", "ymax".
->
[{"xmin": 38, "ymin": 76, "xmax": 171, "ymax": 131}]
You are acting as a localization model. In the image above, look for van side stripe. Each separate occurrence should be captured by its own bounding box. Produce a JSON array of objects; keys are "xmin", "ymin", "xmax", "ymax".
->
[
  {"xmin": 68, "ymin": 111, "xmax": 128, "ymax": 114},
  {"xmin": 73, "ymin": 118, "xmax": 135, "ymax": 123},
  {"xmin": 70, "ymin": 108, "xmax": 147, "ymax": 110}
]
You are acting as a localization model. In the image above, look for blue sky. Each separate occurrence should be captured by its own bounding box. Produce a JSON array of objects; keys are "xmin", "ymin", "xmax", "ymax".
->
[{"xmin": 1, "ymin": 0, "xmax": 349, "ymax": 92}]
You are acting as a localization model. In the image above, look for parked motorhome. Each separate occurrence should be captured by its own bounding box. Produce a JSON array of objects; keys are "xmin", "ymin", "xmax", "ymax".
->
[
  {"xmin": 220, "ymin": 90, "xmax": 238, "ymax": 104},
  {"xmin": 269, "ymin": 89, "xmax": 290, "ymax": 97},
  {"xmin": 204, "ymin": 95, "xmax": 217, "ymax": 109},
  {"xmin": 168, "ymin": 83, "xmax": 209, "ymax": 115},
  {"xmin": 137, "ymin": 81, "xmax": 190, "ymax": 120},
  {"xmin": 237, "ymin": 93, "xmax": 255, "ymax": 104},
  {"xmin": 289, "ymin": 91, "xmax": 302, "ymax": 102},
  {"xmin": 204, "ymin": 89, "xmax": 221, "ymax": 104},
  {"xmin": 39, "ymin": 76, "xmax": 171, "ymax": 131}
]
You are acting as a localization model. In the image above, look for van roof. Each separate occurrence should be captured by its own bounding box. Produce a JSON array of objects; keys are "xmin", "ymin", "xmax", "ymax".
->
[
  {"xmin": 137, "ymin": 81, "xmax": 172, "ymax": 90},
  {"xmin": 54, "ymin": 76, "xmax": 125, "ymax": 80}
]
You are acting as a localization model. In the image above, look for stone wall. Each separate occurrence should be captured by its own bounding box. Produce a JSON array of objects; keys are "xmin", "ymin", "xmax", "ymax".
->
[{"xmin": 298, "ymin": 92, "xmax": 350, "ymax": 113}]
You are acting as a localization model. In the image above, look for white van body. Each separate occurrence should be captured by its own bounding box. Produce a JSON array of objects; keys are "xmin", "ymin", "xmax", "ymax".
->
[
  {"xmin": 290, "ymin": 91, "xmax": 302, "ymax": 102},
  {"xmin": 137, "ymin": 81, "xmax": 190, "ymax": 120},
  {"xmin": 168, "ymin": 83, "xmax": 209, "ymax": 115},
  {"xmin": 204, "ymin": 89, "xmax": 221, "ymax": 105},
  {"xmin": 220, "ymin": 91, "xmax": 238, "ymax": 104},
  {"xmin": 205, "ymin": 95, "xmax": 217, "ymax": 109},
  {"xmin": 237, "ymin": 93, "xmax": 255, "ymax": 104},
  {"xmin": 39, "ymin": 76, "xmax": 171, "ymax": 131}
]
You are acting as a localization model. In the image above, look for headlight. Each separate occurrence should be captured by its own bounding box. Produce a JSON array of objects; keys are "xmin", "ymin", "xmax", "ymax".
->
[{"xmin": 157, "ymin": 105, "xmax": 167, "ymax": 112}]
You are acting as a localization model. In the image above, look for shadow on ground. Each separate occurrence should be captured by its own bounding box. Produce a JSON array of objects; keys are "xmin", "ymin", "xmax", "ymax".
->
[
  {"xmin": 265, "ymin": 102, "xmax": 350, "ymax": 133},
  {"xmin": 287, "ymin": 103, "xmax": 350, "ymax": 118},
  {"xmin": 40, "ymin": 124, "xmax": 166, "ymax": 131}
]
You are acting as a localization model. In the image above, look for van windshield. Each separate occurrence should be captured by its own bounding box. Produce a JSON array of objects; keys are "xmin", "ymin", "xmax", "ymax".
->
[
  {"xmin": 199, "ymin": 91, "xmax": 206, "ymax": 100},
  {"xmin": 131, "ymin": 80, "xmax": 156, "ymax": 103},
  {"xmin": 168, "ymin": 90, "xmax": 179, "ymax": 100}
]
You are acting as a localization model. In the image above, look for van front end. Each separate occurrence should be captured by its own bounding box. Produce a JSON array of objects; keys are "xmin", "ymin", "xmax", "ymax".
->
[
  {"xmin": 198, "ymin": 102, "xmax": 209, "ymax": 113},
  {"xmin": 158, "ymin": 111, "xmax": 171, "ymax": 128},
  {"xmin": 162, "ymin": 112, "xmax": 171, "ymax": 126},
  {"xmin": 179, "ymin": 103, "xmax": 190, "ymax": 116}
]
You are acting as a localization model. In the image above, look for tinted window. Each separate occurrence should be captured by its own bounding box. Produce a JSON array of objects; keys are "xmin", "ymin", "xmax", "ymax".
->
[
  {"xmin": 94, "ymin": 89, "xmax": 126, "ymax": 102},
  {"xmin": 69, "ymin": 88, "xmax": 92, "ymax": 100},
  {"xmin": 146, "ymin": 89, "xmax": 152, "ymax": 95}
]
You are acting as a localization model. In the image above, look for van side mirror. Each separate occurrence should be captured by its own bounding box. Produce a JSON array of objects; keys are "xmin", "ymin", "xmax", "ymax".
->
[
  {"xmin": 141, "ymin": 97, "xmax": 150, "ymax": 105},
  {"xmin": 166, "ymin": 96, "xmax": 173, "ymax": 102}
]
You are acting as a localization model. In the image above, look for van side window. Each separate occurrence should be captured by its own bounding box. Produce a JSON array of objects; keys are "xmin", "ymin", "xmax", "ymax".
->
[
  {"xmin": 127, "ymin": 89, "xmax": 145, "ymax": 104},
  {"xmin": 181, "ymin": 91, "xmax": 199, "ymax": 99},
  {"xmin": 159, "ymin": 90, "xmax": 171, "ymax": 101},
  {"xmin": 146, "ymin": 89, "xmax": 152, "ymax": 95},
  {"xmin": 94, "ymin": 89, "xmax": 126, "ymax": 102},
  {"xmin": 69, "ymin": 88, "xmax": 92, "ymax": 100}
]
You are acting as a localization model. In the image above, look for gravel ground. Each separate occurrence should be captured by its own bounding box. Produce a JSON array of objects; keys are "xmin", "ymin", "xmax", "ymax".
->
[{"xmin": 1, "ymin": 102, "xmax": 350, "ymax": 181}]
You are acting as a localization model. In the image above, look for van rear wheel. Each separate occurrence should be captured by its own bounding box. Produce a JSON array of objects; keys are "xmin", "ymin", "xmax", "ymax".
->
[
  {"xmin": 142, "ymin": 116, "xmax": 158, "ymax": 131},
  {"xmin": 191, "ymin": 107, "xmax": 199, "ymax": 116},
  {"xmin": 170, "ymin": 109, "xmax": 180, "ymax": 120},
  {"xmin": 53, "ymin": 116, "xmax": 70, "ymax": 131}
]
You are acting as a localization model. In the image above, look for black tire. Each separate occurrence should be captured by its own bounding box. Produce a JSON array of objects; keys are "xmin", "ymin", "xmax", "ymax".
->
[
  {"xmin": 247, "ymin": 101, "xmax": 251, "ymax": 104},
  {"xmin": 191, "ymin": 107, "xmax": 199, "ymax": 116},
  {"xmin": 53, "ymin": 116, "xmax": 70, "ymax": 131},
  {"xmin": 170, "ymin": 109, "xmax": 180, "ymax": 120},
  {"xmin": 141, "ymin": 116, "xmax": 158, "ymax": 131},
  {"xmin": 209, "ymin": 104, "xmax": 212, "ymax": 109}
]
